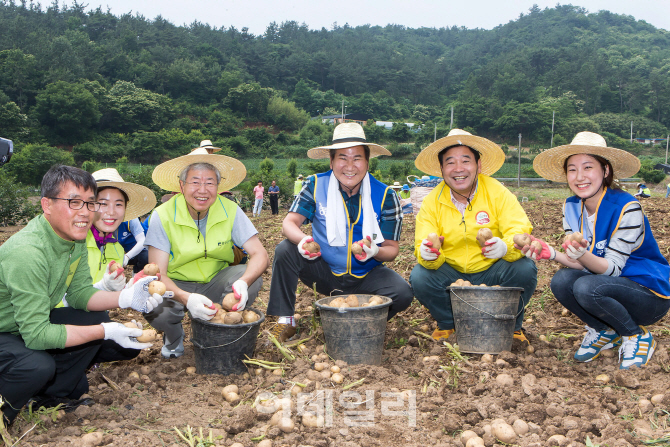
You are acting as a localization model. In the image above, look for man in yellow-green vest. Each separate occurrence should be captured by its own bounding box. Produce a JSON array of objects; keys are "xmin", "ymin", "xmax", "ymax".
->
[
  {"xmin": 293, "ymin": 174, "xmax": 304, "ymax": 199},
  {"xmin": 144, "ymin": 147, "xmax": 269, "ymax": 358}
]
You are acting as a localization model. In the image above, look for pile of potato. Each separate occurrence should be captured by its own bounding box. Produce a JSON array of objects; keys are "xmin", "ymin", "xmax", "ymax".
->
[
  {"xmin": 326, "ymin": 294, "xmax": 385, "ymax": 308},
  {"xmin": 208, "ymin": 293, "xmax": 260, "ymax": 325},
  {"xmin": 449, "ymin": 279, "xmax": 500, "ymax": 287}
]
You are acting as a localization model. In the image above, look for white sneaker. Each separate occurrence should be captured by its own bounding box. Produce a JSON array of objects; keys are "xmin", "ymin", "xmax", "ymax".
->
[{"xmin": 619, "ymin": 327, "xmax": 656, "ymax": 370}]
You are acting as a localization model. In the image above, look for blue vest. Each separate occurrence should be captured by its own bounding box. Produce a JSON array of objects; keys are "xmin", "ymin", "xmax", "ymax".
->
[
  {"xmin": 564, "ymin": 188, "xmax": 670, "ymax": 297},
  {"xmin": 312, "ymin": 171, "xmax": 388, "ymax": 277}
]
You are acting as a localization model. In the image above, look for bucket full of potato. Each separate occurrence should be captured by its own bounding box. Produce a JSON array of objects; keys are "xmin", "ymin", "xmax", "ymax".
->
[
  {"xmin": 315, "ymin": 294, "xmax": 391, "ymax": 365},
  {"xmin": 189, "ymin": 292, "xmax": 265, "ymax": 375}
]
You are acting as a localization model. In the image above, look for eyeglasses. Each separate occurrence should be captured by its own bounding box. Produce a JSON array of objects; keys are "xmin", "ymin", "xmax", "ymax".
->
[
  {"xmin": 47, "ymin": 197, "xmax": 101, "ymax": 212},
  {"xmin": 182, "ymin": 181, "xmax": 218, "ymax": 189}
]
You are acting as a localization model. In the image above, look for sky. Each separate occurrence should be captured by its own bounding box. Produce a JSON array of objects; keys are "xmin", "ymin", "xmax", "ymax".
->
[{"xmin": 69, "ymin": 0, "xmax": 669, "ymax": 34}]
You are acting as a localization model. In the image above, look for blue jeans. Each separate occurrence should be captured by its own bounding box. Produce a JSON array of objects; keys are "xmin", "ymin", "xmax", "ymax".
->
[
  {"xmin": 550, "ymin": 269, "xmax": 670, "ymax": 336},
  {"xmin": 410, "ymin": 257, "xmax": 537, "ymax": 331},
  {"xmin": 253, "ymin": 198, "xmax": 263, "ymax": 216}
]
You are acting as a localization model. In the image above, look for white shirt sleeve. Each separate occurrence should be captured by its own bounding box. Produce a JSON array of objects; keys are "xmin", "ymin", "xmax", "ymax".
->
[{"xmin": 124, "ymin": 219, "xmax": 147, "ymax": 259}]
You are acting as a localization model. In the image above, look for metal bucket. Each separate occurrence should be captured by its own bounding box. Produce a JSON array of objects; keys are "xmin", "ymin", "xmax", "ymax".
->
[
  {"xmin": 449, "ymin": 286, "xmax": 523, "ymax": 354},
  {"xmin": 189, "ymin": 307, "xmax": 265, "ymax": 375},
  {"xmin": 315, "ymin": 295, "xmax": 391, "ymax": 365}
]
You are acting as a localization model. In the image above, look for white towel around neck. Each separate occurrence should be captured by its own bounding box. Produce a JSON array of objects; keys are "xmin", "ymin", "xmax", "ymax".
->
[{"xmin": 325, "ymin": 172, "xmax": 384, "ymax": 247}]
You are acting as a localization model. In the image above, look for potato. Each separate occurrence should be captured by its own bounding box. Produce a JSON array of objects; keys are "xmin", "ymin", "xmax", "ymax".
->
[
  {"xmin": 136, "ymin": 329, "xmax": 156, "ymax": 343},
  {"xmin": 212, "ymin": 302, "xmax": 223, "ymax": 311},
  {"xmin": 314, "ymin": 362, "xmax": 327, "ymax": 372},
  {"xmin": 257, "ymin": 440, "xmax": 273, "ymax": 447},
  {"xmin": 303, "ymin": 241, "xmax": 321, "ymax": 253},
  {"xmin": 460, "ymin": 431, "xmax": 478, "ymax": 445},
  {"xmin": 476, "ymin": 228, "xmax": 493, "ymax": 246},
  {"xmin": 526, "ymin": 345, "xmax": 535, "ymax": 354},
  {"xmin": 223, "ymin": 312, "xmax": 243, "ymax": 325},
  {"xmin": 426, "ymin": 232, "xmax": 441, "ymax": 248},
  {"xmin": 123, "ymin": 321, "xmax": 141, "ymax": 329},
  {"xmin": 186, "ymin": 366, "xmax": 196, "ymax": 375},
  {"xmin": 492, "ymin": 422, "xmax": 517, "ymax": 444},
  {"xmin": 108, "ymin": 260, "xmax": 123, "ymax": 274},
  {"xmin": 368, "ymin": 295, "xmax": 384, "ymax": 306},
  {"xmin": 513, "ymin": 233, "xmax": 531, "ymax": 247},
  {"xmin": 222, "ymin": 293, "xmax": 238, "ymax": 311},
  {"xmin": 128, "ymin": 371, "xmax": 140, "ymax": 380},
  {"xmin": 481, "ymin": 353, "xmax": 494, "ymax": 363},
  {"xmin": 330, "ymin": 365, "xmax": 341, "ymax": 373},
  {"xmin": 345, "ymin": 295, "xmax": 359, "ymax": 307},
  {"xmin": 331, "ymin": 373, "xmax": 344, "ymax": 384},
  {"xmin": 270, "ymin": 411, "xmax": 294, "ymax": 432},
  {"xmin": 465, "ymin": 436, "xmax": 485, "ymax": 447},
  {"xmin": 319, "ymin": 370, "xmax": 331, "ymax": 380},
  {"xmin": 302, "ymin": 412, "xmax": 324, "ymax": 427},
  {"xmin": 307, "ymin": 370, "xmax": 322, "ymax": 381},
  {"xmin": 148, "ymin": 280, "xmax": 166, "ymax": 296},
  {"xmin": 328, "ymin": 297, "xmax": 345, "ymax": 307},
  {"xmin": 450, "ymin": 278, "xmax": 465, "ymax": 287},
  {"xmin": 221, "ymin": 385, "xmax": 239, "ymax": 403},
  {"xmin": 565, "ymin": 231, "xmax": 584, "ymax": 244},
  {"xmin": 530, "ymin": 240, "xmax": 543, "ymax": 253},
  {"xmin": 350, "ymin": 237, "xmax": 371, "ymax": 255},
  {"xmin": 242, "ymin": 310, "xmax": 259, "ymax": 323},
  {"xmin": 143, "ymin": 263, "xmax": 160, "ymax": 276}
]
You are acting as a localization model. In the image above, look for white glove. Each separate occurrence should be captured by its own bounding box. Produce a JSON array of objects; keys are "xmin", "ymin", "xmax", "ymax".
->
[
  {"xmin": 118, "ymin": 275, "xmax": 162, "ymax": 313},
  {"xmin": 354, "ymin": 236, "xmax": 379, "ymax": 262},
  {"xmin": 482, "ymin": 237, "xmax": 508, "ymax": 259},
  {"xmin": 419, "ymin": 239, "xmax": 440, "ymax": 261},
  {"xmin": 101, "ymin": 322, "xmax": 152, "ymax": 350},
  {"xmin": 187, "ymin": 293, "xmax": 217, "ymax": 321},
  {"xmin": 123, "ymin": 254, "xmax": 130, "ymax": 267},
  {"xmin": 231, "ymin": 279, "xmax": 249, "ymax": 311},
  {"xmin": 297, "ymin": 235, "xmax": 321, "ymax": 260},
  {"xmin": 94, "ymin": 262, "xmax": 126, "ymax": 292},
  {"xmin": 565, "ymin": 243, "xmax": 588, "ymax": 260}
]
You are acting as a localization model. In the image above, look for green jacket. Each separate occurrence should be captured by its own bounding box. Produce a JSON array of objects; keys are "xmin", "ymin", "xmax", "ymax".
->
[
  {"xmin": 156, "ymin": 194, "xmax": 237, "ymax": 283},
  {"xmin": 0, "ymin": 215, "xmax": 97, "ymax": 350},
  {"xmin": 86, "ymin": 231, "xmax": 125, "ymax": 283}
]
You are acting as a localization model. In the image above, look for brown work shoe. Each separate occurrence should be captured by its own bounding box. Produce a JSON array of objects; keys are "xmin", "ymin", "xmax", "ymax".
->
[
  {"xmin": 432, "ymin": 328, "xmax": 454, "ymax": 341},
  {"xmin": 268, "ymin": 322, "xmax": 297, "ymax": 343},
  {"xmin": 513, "ymin": 329, "xmax": 529, "ymax": 343}
]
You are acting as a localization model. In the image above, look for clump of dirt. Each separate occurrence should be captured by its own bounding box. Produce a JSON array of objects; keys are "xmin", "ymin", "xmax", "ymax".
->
[{"xmin": 3, "ymin": 199, "xmax": 670, "ymax": 447}]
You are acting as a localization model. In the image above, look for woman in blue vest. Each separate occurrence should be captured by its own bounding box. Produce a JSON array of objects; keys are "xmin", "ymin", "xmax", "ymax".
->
[
  {"xmin": 89, "ymin": 169, "xmax": 156, "ymax": 290},
  {"xmin": 524, "ymin": 132, "xmax": 670, "ymax": 369}
]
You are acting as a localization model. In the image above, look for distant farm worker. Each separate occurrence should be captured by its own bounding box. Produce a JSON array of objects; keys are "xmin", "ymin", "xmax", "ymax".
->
[
  {"xmin": 0, "ymin": 165, "xmax": 163, "ymax": 425},
  {"xmin": 410, "ymin": 129, "xmax": 537, "ymax": 342},
  {"xmin": 267, "ymin": 123, "xmax": 413, "ymax": 341},
  {"xmin": 399, "ymin": 184, "xmax": 411, "ymax": 199},
  {"xmin": 145, "ymin": 148, "xmax": 268, "ymax": 358},
  {"xmin": 528, "ymin": 132, "xmax": 670, "ymax": 369},
  {"xmin": 666, "ymin": 181, "xmax": 670, "ymax": 198},
  {"xmin": 268, "ymin": 180, "xmax": 280, "ymax": 215},
  {"xmin": 294, "ymin": 174, "xmax": 304, "ymax": 199},
  {"xmin": 252, "ymin": 181, "xmax": 264, "ymax": 217},
  {"xmin": 634, "ymin": 183, "xmax": 651, "ymax": 199}
]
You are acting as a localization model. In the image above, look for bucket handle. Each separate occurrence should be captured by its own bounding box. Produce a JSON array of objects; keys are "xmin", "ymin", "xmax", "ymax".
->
[
  {"xmin": 450, "ymin": 290, "xmax": 523, "ymax": 321},
  {"xmin": 190, "ymin": 326, "xmax": 252, "ymax": 349}
]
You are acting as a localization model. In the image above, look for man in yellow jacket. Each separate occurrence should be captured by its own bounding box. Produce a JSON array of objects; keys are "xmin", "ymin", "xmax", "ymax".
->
[{"xmin": 410, "ymin": 129, "xmax": 537, "ymax": 342}]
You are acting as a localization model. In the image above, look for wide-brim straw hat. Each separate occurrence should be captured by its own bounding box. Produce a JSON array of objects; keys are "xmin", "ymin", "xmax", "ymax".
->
[
  {"xmin": 415, "ymin": 129, "xmax": 505, "ymax": 177},
  {"xmin": 152, "ymin": 148, "xmax": 246, "ymax": 193},
  {"xmin": 92, "ymin": 168, "xmax": 156, "ymax": 221},
  {"xmin": 196, "ymin": 139, "xmax": 221, "ymax": 153},
  {"xmin": 307, "ymin": 123, "xmax": 391, "ymax": 159},
  {"xmin": 533, "ymin": 131, "xmax": 641, "ymax": 182},
  {"xmin": 390, "ymin": 181, "xmax": 402, "ymax": 189}
]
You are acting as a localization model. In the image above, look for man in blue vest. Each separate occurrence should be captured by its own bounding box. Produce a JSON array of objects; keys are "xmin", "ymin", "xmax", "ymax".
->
[{"xmin": 267, "ymin": 123, "xmax": 413, "ymax": 341}]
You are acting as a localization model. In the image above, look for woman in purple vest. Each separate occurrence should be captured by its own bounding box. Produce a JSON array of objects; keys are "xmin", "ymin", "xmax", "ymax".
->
[{"xmin": 520, "ymin": 132, "xmax": 670, "ymax": 369}]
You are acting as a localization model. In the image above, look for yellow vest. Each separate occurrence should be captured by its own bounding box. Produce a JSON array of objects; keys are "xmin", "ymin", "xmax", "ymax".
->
[
  {"xmin": 294, "ymin": 180, "xmax": 303, "ymax": 195},
  {"xmin": 414, "ymin": 175, "xmax": 532, "ymax": 274},
  {"xmin": 86, "ymin": 231, "xmax": 125, "ymax": 283},
  {"xmin": 156, "ymin": 194, "xmax": 237, "ymax": 283}
]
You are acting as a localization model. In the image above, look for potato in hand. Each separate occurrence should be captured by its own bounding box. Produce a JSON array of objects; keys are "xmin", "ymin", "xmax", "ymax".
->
[{"xmin": 476, "ymin": 228, "xmax": 493, "ymax": 246}]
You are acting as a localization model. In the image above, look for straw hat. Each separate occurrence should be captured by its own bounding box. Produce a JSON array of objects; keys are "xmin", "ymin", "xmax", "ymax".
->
[
  {"xmin": 297, "ymin": 174, "xmax": 303, "ymax": 179},
  {"xmin": 152, "ymin": 148, "xmax": 247, "ymax": 193},
  {"xmin": 92, "ymin": 168, "xmax": 156, "ymax": 221},
  {"xmin": 390, "ymin": 181, "xmax": 402, "ymax": 189},
  {"xmin": 307, "ymin": 123, "xmax": 391, "ymax": 159},
  {"xmin": 533, "ymin": 132, "xmax": 641, "ymax": 182},
  {"xmin": 196, "ymin": 139, "xmax": 221, "ymax": 154},
  {"xmin": 415, "ymin": 129, "xmax": 505, "ymax": 177}
]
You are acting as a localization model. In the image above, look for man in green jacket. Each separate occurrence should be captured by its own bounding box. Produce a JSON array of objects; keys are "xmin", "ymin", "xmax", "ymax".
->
[
  {"xmin": 0, "ymin": 165, "xmax": 163, "ymax": 425},
  {"xmin": 145, "ymin": 148, "xmax": 269, "ymax": 359}
]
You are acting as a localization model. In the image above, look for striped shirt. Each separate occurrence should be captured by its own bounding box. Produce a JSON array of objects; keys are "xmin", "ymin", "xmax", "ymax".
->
[
  {"xmin": 290, "ymin": 175, "xmax": 403, "ymax": 241},
  {"xmin": 563, "ymin": 201, "xmax": 644, "ymax": 276}
]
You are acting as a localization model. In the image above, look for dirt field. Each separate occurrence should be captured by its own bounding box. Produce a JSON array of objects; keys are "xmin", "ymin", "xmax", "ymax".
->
[{"xmin": 3, "ymin": 198, "xmax": 670, "ymax": 447}]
